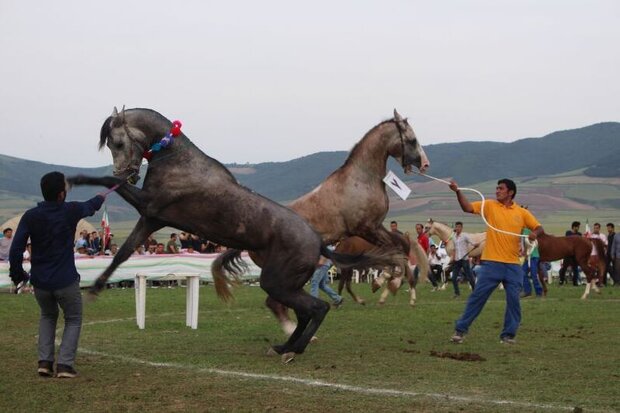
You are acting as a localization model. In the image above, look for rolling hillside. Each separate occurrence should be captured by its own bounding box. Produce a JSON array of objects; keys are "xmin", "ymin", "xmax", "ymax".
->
[{"xmin": 1, "ymin": 122, "xmax": 619, "ymax": 231}]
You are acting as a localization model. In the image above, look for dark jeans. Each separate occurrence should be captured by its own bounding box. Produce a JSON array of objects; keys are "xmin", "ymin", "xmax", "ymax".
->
[
  {"xmin": 559, "ymin": 257, "xmax": 580, "ymax": 285},
  {"xmin": 452, "ymin": 259, "xmax": 475, "ymax": 296},
  {"xmin": 429, "ymin": 264, "xmax": 442, "ymax": 287},
  {"xmin": 522, "ymin": 256, "xmax": 543, "ymax": 296},
  {"xmin": 613, "ymin": 258, "xmax": 620, "ymax": 285},
  {"xmin": 605, "ymin": 258, "xmax": 614, "ymax": 285},
  {"xmin": 34, "ymin": 280, "xmax": 82, "ymax": 366}
]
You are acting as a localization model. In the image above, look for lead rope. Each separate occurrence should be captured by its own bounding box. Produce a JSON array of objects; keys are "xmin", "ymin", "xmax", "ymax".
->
[{"xmin": 413, "ymin": 171, "xmax": 531, "ymax": 241}]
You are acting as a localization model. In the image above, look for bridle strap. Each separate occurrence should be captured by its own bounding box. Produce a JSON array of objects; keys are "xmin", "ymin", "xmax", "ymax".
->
[{"xmin": 393, "ymin": 119, "xmax": 407, "ymax": 168}]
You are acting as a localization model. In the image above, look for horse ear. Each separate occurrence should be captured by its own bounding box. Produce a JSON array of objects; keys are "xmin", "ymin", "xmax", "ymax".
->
[
  {"xmin": 120, "ymin": 105, "xmax": 126, "ymax": 122},
  {"xmin": 112, "ymin": 107, "xmax": 119, "ymax": 117},
  {"xmin": 393, "ymin": 109, "xmax": 403, "ymax": 122}
]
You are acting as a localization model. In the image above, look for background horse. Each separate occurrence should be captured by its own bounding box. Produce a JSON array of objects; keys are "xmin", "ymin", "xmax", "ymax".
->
[
  {"xmin": 228, "ymin": 110, "xmax": 430, "ymax": 335},
  {"xmin": 526, "ymin": 234, "xmax": 606, "ymax": 299},
  {"xmin": 335, "ymin": 233, "xmax": 424, "ymax": 306},
  {"xmin": 424, "ymin": 219, "xmax": 485, "ymax": 289},
  {"xmin": 68, "ymin": 107, "xmax": 401, "ymax": 362}
]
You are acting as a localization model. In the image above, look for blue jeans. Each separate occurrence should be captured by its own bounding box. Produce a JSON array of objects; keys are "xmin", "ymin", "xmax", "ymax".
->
[
  {"xmin": 310, "ymin": 264, "xmax": 342, "ymax": 304},
  {"xmin": 34, "ymin": 280, "xmax": 82, "ymax": 366},
  {"xmin": 455, "ymin": 261, "xmax": 523, "ymax": 339},
  {"xmin": 452, "ymin": 259, "xmax": 475, "ymax": 296},
  {"xmin": 522, "ymin": 256, "xmax": 543, "ymax": 296}
]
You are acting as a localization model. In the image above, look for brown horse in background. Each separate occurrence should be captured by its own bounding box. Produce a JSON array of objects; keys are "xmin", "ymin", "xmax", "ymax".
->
[
  {"xmin": 335, "ymin": 233, "xmax": 425, "ymax": 306},
  {"xmin": 528, "ymin": 233, "xmax": 606, "ymax": 299}
]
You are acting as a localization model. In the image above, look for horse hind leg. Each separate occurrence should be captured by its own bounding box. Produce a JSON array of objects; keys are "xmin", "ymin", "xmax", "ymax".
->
[
  {"xmin": 265, "ymin": 296, "xmax": 296, "ymax": 336},
  {"xmin": 345, "ymin": 278, "xmax": 365, "ymax": 305},
  {"xmin": 273, "ymin": 294, "xmax": 330, "ymax": 362},
  {"xmin": 378, "ymin": 286, "xmax": 390, "ymax": 305},
  {"xmin": 262, "ymin": 275, "xmax": 330, "ymax": 361}
]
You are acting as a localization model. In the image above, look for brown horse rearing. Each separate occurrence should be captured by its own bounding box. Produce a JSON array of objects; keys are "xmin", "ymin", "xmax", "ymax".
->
[{"xmin": 227, "ymin": 110, "xmax": 430, "ymax": 335}]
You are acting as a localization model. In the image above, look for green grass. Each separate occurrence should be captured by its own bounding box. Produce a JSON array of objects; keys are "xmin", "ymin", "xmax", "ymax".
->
[{"xmin": 1, "ymin": 283, "xmax": 619, "ymax": 412}]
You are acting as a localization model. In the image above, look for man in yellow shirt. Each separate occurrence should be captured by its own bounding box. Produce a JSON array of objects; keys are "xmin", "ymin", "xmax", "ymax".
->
[{"xmin": 449, "ymin": 178, "xmax": 543, "ymax": 344}]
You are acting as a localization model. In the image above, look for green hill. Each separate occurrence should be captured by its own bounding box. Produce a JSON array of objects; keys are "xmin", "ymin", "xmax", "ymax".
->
[{"xmin": 1, "ymin": 122, "xmax": 619, "ymax": 229}]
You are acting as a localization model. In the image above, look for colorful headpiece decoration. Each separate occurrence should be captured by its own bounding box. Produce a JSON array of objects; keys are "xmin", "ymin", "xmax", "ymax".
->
[{"xmin": 143, "ymin": 120, "xmax": 182, "ymax": 161}]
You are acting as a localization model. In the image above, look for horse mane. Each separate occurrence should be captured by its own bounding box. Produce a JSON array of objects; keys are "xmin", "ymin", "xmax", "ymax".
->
[
  {"xmin": 99, "ymin": 116, "xmax": 113, "ymax": 150},
  {"xmin": 341, "ymin": 119, "xmax": 394, "ymax": 169}
]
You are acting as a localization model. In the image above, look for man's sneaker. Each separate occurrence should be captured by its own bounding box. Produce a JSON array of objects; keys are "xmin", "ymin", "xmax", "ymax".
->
[
  {"xmin": 37, "ymin": 360, "xmax": 54, "ymax": 377},
  {"xmin": 56, "ymin": 364, "xmax": 78, "ymax": 378},
  {"xmin": 500, "ymin": 336, "xmax": 517, "ymax": 345},
  {"xmin": 333, "ymin": 298, "xmax": 344, "ymax": 309},
  {"xmin": 450, "ymin": 331, "xmax": 465, "ymax": 344}
]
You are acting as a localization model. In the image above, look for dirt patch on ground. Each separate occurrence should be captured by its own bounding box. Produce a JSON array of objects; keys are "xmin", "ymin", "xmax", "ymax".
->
[{"xmin": 430, "ymin": 350, "xmax": 486, "ymax": 362}]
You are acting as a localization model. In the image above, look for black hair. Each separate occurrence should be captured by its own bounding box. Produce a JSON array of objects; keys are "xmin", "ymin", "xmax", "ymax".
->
[
  {"xmin": 3, "ymin": 228, "xmax": 12, "ymax": 235},
  {"xmin": 607, "ymin": 223, "xmax": 615, "ymax": 229},
  {"xmin": 571, "ymin": 221, "xmax": 581, "ymax": 228},
  {"xmin": 455, "ymin": 221, "xmax": 463, "ymax": 226},
  {"xmin": 390, "ymin": 221, "xmax": 397, "ymax": 225},
  {"xmin": 497, "ymin": 178, "xmax": 517, "ymax": 199},
  {"xmin": 40, "ymin": 171, "xmax": 66, "ymax": 201}
]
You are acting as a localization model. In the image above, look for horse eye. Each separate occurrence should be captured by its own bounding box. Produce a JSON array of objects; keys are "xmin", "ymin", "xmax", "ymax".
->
[{"xmin": 115, "ymin": 142, "xmax": 124, "ymax": 150}]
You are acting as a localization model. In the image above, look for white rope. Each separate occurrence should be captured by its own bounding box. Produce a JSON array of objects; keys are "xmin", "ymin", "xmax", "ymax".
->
[{"xmin": 413, "ymin": 172, "xmax": 529, "ymax": 239}]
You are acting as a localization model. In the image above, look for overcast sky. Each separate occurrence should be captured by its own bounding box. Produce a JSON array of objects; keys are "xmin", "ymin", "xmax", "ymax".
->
[{"xmin": 1, "ymin": 0, "xmax": 618, "ymax": 167}]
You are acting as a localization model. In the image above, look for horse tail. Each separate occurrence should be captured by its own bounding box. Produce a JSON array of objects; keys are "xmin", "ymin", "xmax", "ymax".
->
[
  {"xmin": 320, "ymin": 243, "xmax": 404, "ymax": 271},
  {"xmin": 211, "ymin": 249, "xmax": 248, "ymax": 302},
  {"xmin": 590, "ymin": 238, "xmax": 607, "ymax": 281}
]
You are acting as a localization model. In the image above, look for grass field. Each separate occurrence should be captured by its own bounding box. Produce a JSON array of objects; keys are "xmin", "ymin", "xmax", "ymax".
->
[{"xmin": 1, "ymin": 283, "xmax": 619, "ymax": 412}]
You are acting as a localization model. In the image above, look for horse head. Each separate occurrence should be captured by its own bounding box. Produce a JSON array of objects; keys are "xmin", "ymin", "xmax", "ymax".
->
[
  {"xmin": 99, "ymin": 106, "xmax": 170, "ymax": 184},
  {"xmin": 391, "ymin": 109, "xmax": 429, "ymax": 174}
]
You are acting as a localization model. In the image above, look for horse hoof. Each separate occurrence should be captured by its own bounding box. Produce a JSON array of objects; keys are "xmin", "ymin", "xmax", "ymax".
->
[
  {"xmin": 267, "ymin": 344, "xmax": 286, "ymax": 356},
  {"xmin": 357, "ymin": 299, "xmax": 366, "ymax": 306},
  {"xmin": 409, "ymin": 301, "xmax": 416, "ymax": 307},
  {"xmin": 310, "ymin": 336, "xmax": 318, "ymax": 343},
  {"xmin": 281, "ymin": 352, "xmax": 296, "ymax": 364},
  {"xmin": 580, "ymin": 295, "xmax": 588, "ymax": 300},
  {"xmin": 377, "ymin": 301, "xmax": 385, "ymax": 306}
]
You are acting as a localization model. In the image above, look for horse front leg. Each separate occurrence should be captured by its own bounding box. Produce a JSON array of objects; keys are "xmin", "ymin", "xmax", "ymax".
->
[
  {"xmin": 406, "ymin": 266, "xmax": 417, "ymax": 306},
  {"xmin": 90, "ymin": 217, "xmax": 163, "ymax": 295},
  {"xmin": 68, "ymin": 174, "xmax": 148, "ymax": 215}
]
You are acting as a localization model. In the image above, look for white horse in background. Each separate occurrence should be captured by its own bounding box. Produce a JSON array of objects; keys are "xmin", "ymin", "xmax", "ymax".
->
[{"xmin": 424, "ymin": 219, "xmax": 486, "ymax": 289}]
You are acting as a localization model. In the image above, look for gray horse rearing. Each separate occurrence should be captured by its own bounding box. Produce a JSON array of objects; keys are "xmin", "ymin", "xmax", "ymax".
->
[{"xmin": 68, "ymin": 107, "xmax": 400, "ymax": 361}]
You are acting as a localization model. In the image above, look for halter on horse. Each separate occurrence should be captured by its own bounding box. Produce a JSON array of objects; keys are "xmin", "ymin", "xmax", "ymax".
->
[{"xmin": 68, "ymin": 107, "xmax": 402, "ymax": 362}]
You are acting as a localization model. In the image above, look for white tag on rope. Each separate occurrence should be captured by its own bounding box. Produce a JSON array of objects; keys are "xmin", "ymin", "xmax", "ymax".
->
[{"xmin": 383, "ymin": 170, "xmax": 411, "ymax": 200}]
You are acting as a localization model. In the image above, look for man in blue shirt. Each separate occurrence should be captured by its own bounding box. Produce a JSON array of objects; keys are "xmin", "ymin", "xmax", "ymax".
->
[{"xmin": 9, "ymin": 171, "xmax": 104, "ymax": 378}]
